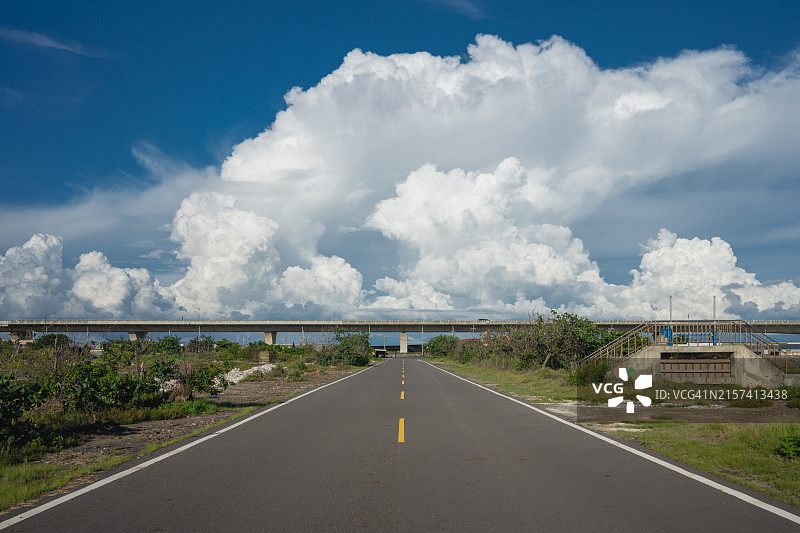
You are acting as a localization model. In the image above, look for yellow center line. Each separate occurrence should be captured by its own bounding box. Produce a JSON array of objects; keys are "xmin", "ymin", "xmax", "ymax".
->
[
  {"xmin": 398, "ymin": 418, "xmax": 405, "ymax": 443},
  {"xmin": 401, "ymin": 391, "xmax": 404, "ymax": 400},
  {"xmin": 402, "ymin": 380, "xmax": 404, "ymax": 384}
]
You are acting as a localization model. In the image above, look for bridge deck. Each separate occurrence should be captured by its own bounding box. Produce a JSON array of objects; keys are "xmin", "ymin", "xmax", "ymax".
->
[{"xmin": 2, "ymin": 319, "xmax": 800, "ymax": 338}]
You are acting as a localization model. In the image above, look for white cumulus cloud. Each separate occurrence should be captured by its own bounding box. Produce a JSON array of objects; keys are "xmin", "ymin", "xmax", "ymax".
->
[
  {"xmin": 0, "ymin": 234, "xmax": 64, "ymax": 317},
  {"xmin": 67, "ymin": 251, "xmax": 172, "ymax": 318},
  {"xmin": 1, "ymin": 35, "xmax": 799, "ymax": 320},
  {"xmin": 168, "ymin": 192, "xmax": 280, "ymax": 317}
]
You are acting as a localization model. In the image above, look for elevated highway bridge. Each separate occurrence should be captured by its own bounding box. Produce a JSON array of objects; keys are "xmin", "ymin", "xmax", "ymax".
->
[{"xmin": 2, "ymin": 319, "xmax": 800, "ymax": 353}]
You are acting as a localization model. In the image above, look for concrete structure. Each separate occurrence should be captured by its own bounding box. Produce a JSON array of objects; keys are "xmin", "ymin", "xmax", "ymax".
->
[
  {"xmin": 3, "ymin": 319, "xmax": 800, "ymax": 355},
  {"xmin": 0, "ymin": 319, "xmax": 514, "ymax": 354},
  {"xmin": 618, "ymin": 344, "xmax": 800, "ymax": 388}
]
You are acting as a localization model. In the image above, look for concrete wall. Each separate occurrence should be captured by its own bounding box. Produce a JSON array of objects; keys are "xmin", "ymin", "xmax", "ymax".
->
[{"xmin": 607, "ymin": 345, "xmax": 794, "ymax": 387}]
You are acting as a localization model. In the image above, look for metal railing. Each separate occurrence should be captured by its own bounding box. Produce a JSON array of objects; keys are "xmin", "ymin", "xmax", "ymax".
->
[{"xmin": 574, "ymin": 320, "xmax": 788, "ymax": 373}]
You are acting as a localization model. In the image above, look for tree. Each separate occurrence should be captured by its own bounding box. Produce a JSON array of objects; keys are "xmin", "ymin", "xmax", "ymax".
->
[
  {"xmin": 186, "ymin": 335, "xmax": 215, "ymax": 353},
  {"xmin": 151, "ymin": 336, "xmax": 182, "ymax": 356},
  {"xmin": 424, "ymin": 335, "xmax": 460, "ymax": 358},
  {"xmin": 29, "ymin": 334, "xmax": 71, "ymax": 350},
  {"xmin": 318, "ymin": 328, "xmax": 372, "ymax": 366},
  {"xmin": 334, "ymin": 328, "xmax": 372, "ymax": 366}
]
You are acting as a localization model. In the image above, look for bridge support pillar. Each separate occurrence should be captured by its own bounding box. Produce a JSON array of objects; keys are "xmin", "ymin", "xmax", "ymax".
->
[
  {"xmin": 9, "ymin": 330, "xmax": 34, "ymax": 342},
  {"xmin": 128, "ymin": 331, "xmax": 148, "ymax": 341},
  {"xmin": 400, "ymin": 332, "xmax": 408, "ymax": 355},
  {"xmin": 264, "ymin": 331, "xmax": 278, "ymax": 345}
]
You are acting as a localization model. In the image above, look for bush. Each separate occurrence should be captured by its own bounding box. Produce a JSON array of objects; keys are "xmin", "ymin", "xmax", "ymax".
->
[
  {"xmin": 454, "ymin": 340, "xmax": 482, "ymax": 364},
  {"xmin": 145, "ymin": 356, "xmax": 179, "ymax": 382},
  {"xmin": 777, "ymin": 434, "xmax": 800, "ymax": 459},
  {"xmin": 145, "ymin": 356, "xmax": 227, "ymax": 400},
  {"xmin": 318, "ymin": 328, "xmax": 372, "ymax": 367},
  {"xmin": 730, "ymin": 398, "xmax": 773, "ymax": 408},
  {"xmin": 0, "ymin": 373, "xmax": 46, "ymax": 447},
  {"xmin": 286, "ymin": 370, "xmax": 308, "ymax": 382},
  {"xmin": 186, "ymin": 335, "xmax": 215, "ymax": 354},
  {"xmin": 569, "ymin": 359, "xmax": 610, "ymax": 386},
  {"xmin": 786, "ymin": 387, "xmax": 800, "ymax": 408},
  {"xmin": 434, "ymin": 311, "xmax": 623, "ymax": 372},
  {"xmin": 44, "ymin": 360, "xmax": 157, "ymax": 412},
  {"xmin": 28, "ymin": 334, "xmax": 71, "ymax": 351},
  {"xmin": 183, "ymin": 361, "xmax": 228, "ymax": 395},
  {"xmin": 99, "ymin": 339, "xmax": 137, "ymax": 366},
  {"xmin": 150, "ymin": 336, "xmax": 182, "ymax": 356},
  {"xmin": 425, "ymin": 335, "xmax": 460, "ymax": 358}
]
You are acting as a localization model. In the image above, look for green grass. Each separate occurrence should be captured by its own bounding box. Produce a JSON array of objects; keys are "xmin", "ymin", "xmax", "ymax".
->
[
  {"xmin": 431, "ymin": 360, "xmax": 576, "ymax": 402},
  {"xmin": 614, "ymin": 421, "xmax": 800, "ymax": 507},
  {"xmin": 0, "ymin": 454, "xmax": 129, "ymax": 512},
  {"xmin": 32, "ymin": 398, "xmax": 222, "ymax": 430}
]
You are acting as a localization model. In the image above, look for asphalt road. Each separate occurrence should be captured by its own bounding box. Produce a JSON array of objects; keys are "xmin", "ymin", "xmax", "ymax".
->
[{"xmin": 4, "ymin": 358, "xmax": 800, "ymax": 532}]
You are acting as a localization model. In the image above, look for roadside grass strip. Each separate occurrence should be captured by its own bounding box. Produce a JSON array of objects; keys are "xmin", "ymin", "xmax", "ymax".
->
[
  {"xmin": 426, "ymin": 361, "xmax": 800, "ymax": 526},
  {"xmin": 0, "ymin": 364, "xmax": 377, "ymax": 531},
  {"xmin": 430, "ymin": 360, "xmax": 575, "ymax": 402},
  {"xmin": 636, "ymin": 422, "xmax": 800, "ymax": 508},
  {"xmin": 0, "ymin": 456, "xmax": 129, "ymax": 513}
]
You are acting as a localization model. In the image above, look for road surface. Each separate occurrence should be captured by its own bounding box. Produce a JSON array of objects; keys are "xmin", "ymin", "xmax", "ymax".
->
[{"xmin": 3, "ymin": 358, "xmax": 799, "ymax": 531}]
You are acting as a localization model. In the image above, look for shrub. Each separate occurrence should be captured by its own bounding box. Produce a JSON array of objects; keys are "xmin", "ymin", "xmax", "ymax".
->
[
  {"xmin": 424, "ymin": 335, "xmax": 460, "ymax": 358},
  {"xmin": 145, "ymin": 356, "xmax": 228, "ymax": 400},
  {"xmin": 286, "ymin": 370, "xmax": 308, "ymax": 382},
  {"xmin": 150, "ymin": 336, "xmax": 182, "ymax": 356},
  {"xmin": 786, "ymin": 387, "xmax": 800, "ymax": 409},
  {"xmin": 433, "ymin": 311, "xmax": 624, "ymax": 372},
  {"xmin": 454, "ymin": 340, "xmax": 483, "ymax": 364},
  {"xmin": 730, "ymin": 398, "xmax": 773, "ymax": 408},
  {"xmin": 318, "ymin": 328, "xmax": 372, "ymax": 367},
  {"xmin": 777, "ymin": 434, "xmax": 800, "ymax": 459},
  {"xmin": 28, "ymin": 334, "xmax": 71, "ymax": 351},
  {"xmin": 145, "ymin": 356, "xmax": 179, "ymax": 382},
  {"xmin": 44, "ymin": 360, "xmax": 157, "ymax": 412},
  {"xmin": 569, "ymin": 359, "xmax": 610, "ymax": 386},
  {"xmin": 183, "ymin": 360, "xmax": 228, "ymax": 395},
  {"xmin": 0, "ymin": 373, "xmax": 46, "ymax": 447},
  {"xmin": 186, "ymin": 335, "xmax": 215, "ymax": 354}
]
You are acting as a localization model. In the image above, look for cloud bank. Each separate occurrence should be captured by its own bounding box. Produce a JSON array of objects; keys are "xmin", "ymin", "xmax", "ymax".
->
[{"xmin": 2, "ymin": 35, "xmax": 799, "ymax": 320}]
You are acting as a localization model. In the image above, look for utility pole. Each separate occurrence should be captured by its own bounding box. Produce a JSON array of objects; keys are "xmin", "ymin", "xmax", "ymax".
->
[{"xmin": 713, "ymin": 295, "xmax": 717, "ymax": 345}]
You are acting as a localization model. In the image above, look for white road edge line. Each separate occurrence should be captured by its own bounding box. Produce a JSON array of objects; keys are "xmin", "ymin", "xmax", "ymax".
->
[
  {"xmin": 0, "ymin": 364, "xmax": 378, "ymax": 530},
  {"xmin": 426, "ymin": 361, "xmax": 800, "ymax": 526}
]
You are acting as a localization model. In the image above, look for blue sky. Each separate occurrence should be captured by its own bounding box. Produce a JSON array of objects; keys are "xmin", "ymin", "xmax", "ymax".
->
[{"xmin": 1, "ymin": 1, "xmax": 799, "ymax": 321}]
